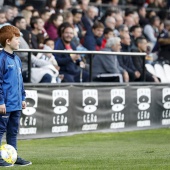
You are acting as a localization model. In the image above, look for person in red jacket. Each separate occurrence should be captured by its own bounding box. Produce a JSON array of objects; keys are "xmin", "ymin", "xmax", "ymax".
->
[{"xmin": 101, "ymin": 27, "xmax": 114, "ymax": 49}]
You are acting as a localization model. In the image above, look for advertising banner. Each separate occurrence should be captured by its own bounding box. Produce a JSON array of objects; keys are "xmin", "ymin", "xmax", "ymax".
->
[{"xmin": 18, "ymin": 83, "xmax": 170, "ymax": 139}]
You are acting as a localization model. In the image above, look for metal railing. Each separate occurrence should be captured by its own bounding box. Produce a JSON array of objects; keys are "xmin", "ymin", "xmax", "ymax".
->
[
  {"xmin": 89, "ymin": 2, "xmax": 170, "ymax": 13},
  {"xmin": 0, "ymin": 48, "xmax": 146, "ymax": 83}
]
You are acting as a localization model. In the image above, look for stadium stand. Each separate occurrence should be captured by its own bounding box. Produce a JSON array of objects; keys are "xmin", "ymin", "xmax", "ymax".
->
[{"xmin": 0, "ymin": 0, "xmax": 169, "ymax": 83}]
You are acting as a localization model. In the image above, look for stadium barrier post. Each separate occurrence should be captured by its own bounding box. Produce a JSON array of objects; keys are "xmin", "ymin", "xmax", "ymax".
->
[
  {"xmin": 28, "ymin": 52, "xmax": 31, "ymax": 82},
  {"xmin": 143, "ymin": 55, "xmax": 146, "ymax": 81},
  {"xmin": 89, "ymin": 54, "xmax": 93, "ymax": 82}
]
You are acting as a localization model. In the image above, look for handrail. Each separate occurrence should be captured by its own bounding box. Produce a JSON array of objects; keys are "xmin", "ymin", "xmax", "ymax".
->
[
  {"xmin": 0, "ymin": 48, "xmax": 146, "ymax": 83},
  {"xmin": 89, "ymin": 2, "xmax": 170, "ymax": 13},
  {"xmin": 0, "ymin": 48, "xmax": 146, "ymax": 55}
]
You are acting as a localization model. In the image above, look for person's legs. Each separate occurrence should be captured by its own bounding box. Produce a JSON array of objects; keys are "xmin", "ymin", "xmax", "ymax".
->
[
  {"xmin": 128, "ymin": 72, "xmax": 136, "ymax": 82},
  {"xmin": 6, "ymin": 111, "xmax": 32, "ymax": 166},
  {"xmin": 0, "ymin": 112, "xmax": 10, "ymax": 146},
  {"xmin": 0, "ymin": 112, "xmax": 14, "ymax": 167},
  {"xmin": 40, "ymin": 74, "xmax": 52, "ymax": 83},
  {"xmin": 6, "ymin": 111, "xmax": 21, "ymax": 150},
  {"xmin": 93, "ymin": 75, "xmax": 120, "ymax": 82},
  {"xmin": 62, "ymin": 73, "xmax": 75, "ymax": 82}
]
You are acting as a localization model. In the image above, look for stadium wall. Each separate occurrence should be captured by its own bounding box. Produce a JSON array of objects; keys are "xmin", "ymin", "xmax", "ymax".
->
[{"xmin": 18, "ymin": 83, "xmax": 170, "ymax": 139}]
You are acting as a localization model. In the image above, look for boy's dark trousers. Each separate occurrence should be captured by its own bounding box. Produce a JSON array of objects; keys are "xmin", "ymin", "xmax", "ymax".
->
[{"xmin": 0, "ymin": 111, "xmax": 21, "ymax": 150}]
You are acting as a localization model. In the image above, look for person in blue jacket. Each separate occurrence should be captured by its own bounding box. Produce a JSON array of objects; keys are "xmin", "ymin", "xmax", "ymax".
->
[
  {"xmin": 54, "ymin": 22, "xmax": 89, "ymax": 82},
  {"xmin": 0, "ymin": 25, "xmax": 32, "ymax": 167},
  {"xmin": 83, "ymin": 21, "xmax": 104, "ymax": 51}
]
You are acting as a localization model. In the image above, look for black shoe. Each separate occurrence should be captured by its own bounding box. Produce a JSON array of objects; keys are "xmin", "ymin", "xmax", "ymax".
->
[
  {"xmin": 14, "ymin": 156, "xmax": 32, "ymax": 166},
  {"xmin": 0, "ymin": 159, "xmax": 14, "ymax": 167}
]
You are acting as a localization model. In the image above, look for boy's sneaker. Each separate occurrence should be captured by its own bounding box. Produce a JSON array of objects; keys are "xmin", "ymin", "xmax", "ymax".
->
[
  {"xmin": 14, "ymin": 156, "xmax": 32, "ymax": 166},
  {"xmin": 0, "ymin": 159, "xmax": 14, "ymax": 167}
]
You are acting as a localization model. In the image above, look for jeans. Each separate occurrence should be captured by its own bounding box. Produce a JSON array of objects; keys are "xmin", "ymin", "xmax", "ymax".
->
[{"xmin": 0, "ymin": 111, "xmax": 21, "ymax": 150}]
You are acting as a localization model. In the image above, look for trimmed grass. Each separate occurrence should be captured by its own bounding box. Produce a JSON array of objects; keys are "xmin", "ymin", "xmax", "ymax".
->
[{"xmin": 4, "ymin": 128, "xmax": 170, "ymax": 169}]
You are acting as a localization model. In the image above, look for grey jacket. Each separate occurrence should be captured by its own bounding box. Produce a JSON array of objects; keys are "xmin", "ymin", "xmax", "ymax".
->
[{"xmin": 92, "ymin": 48, "xmax": 124, "ymax": 79}]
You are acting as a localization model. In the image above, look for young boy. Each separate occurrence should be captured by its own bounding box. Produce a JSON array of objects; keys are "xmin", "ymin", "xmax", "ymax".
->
[{"xmin": 0, "ymin": 25, "xmax": 32, "ymax": 167}]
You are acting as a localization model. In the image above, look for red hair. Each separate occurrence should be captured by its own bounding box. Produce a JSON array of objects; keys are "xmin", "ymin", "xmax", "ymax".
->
[{"xmin": 0, "ymin": 25, "xmax": 20, "ymax": 47}]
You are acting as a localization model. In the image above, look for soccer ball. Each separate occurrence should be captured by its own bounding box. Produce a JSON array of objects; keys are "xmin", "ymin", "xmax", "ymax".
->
[{"xmin": 0, "ymin": 144, "xmax": 17, "ymax": 164}]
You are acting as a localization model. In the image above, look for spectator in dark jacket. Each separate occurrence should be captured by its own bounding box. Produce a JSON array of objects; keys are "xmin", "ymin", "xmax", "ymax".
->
[
  {"xmin": 131, "ymin": 36, "xmax": 159, "ymax": 82},
  {"xmin": 130, "ymin": 25, "xmax": 142, "ymax": 49},
  {"xmin": 155, "ymin": 20, "xmax": 170, "ymax": 63},
  {"xmin": 72, "ymin": 8, "xmax": 85, "ymax": 40},
  {"xmin": 138, "ymin": 6, "xmax": 149, "ymax": 28},
  {"xmin": 81, "ymin": 6, "xmax": 98, "ymax": 31},
  {"xmin": 83, "ymin": 21, "xmax": 104, "ymax": 51},
  {"xmin": 118, "ymin": 33, "xmax": 141, "ymax": 81},
  {"xmin": 54, "ymin": 23, "xmax": 89, "ymax": 82}
]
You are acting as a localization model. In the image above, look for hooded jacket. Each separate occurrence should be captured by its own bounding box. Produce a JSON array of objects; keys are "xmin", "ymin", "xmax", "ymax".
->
[{"xmin": 0, "ymin": 50, "xmax": 25, "ymax": 112}]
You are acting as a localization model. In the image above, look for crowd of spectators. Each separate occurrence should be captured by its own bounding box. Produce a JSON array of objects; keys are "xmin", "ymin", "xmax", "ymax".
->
[{"xmin": 0, "ymin": 0, "xmax": 170, "ymax": 83}]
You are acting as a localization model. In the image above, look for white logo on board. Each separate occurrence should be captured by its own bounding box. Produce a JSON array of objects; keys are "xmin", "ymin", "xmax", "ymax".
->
[
  {"xmin": 52, "ymin": 90, "xmax": 69, "ymax": 114},
  {"xmin": 111, "ymin": 89, "xmax": 125, "ymax": 112},
  {"xmin": 162, "ymin": 88, "xmax": 170, "ymax": 109},
  {"xmin": 137, "ymin": 88, "xmax": 151, "ymax": 110},
  {"xmin": 82, "ymin": 89, "xmax": 98, "ymax": 113},
  {"xmin": 22, "ymin": 90, "xmax": 38, "ymax": 115}
]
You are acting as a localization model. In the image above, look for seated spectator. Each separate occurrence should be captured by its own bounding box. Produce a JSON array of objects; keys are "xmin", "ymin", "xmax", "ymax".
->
[
  {"xmin": 44, "ymin": 13, "xmax": 63, "ymax": 41},
  {"xmin": 104, "ymin": 16, "xmax": 116, "ymax": 31},
  {"xmin": 56, "ymin": 0, "xmax": 72, "ymax": 13},
  {"xmin": 81, "ymin": 6, "xmax": 98, "ymax": 31},
  {"xmin": 63, "ymin": 10, "xmax": 73, "ymax": 25},
  {"xmin": 92, "ymin": 37, "xmax": 129, "ymax": 82},
  {"xmin": 101, "ymin": 27, "xmax": 114, "ymax": 49},
  {"xmin": 3, "ymin": 5, "xmax": 14, "ymax": 24},
  {"xmin": 13, "ymin": 16, "xmax": 30, "ymax": 42},
  {"xmin": 45, "ymin": 0, "xmax": 57, "ymax": 14},
  {"xmin": 20, "ymin": 29, "xmax": 32, "ymax": 47},
  {"xmin": 72, "ymin": 8, "xmax": 85, "ymax": 41},
  {"xmin": 143, "ymin": 16, "xmax": 160, "ymax": 48},
  {"xmin": 21, "ymin": 3, "xmax": 34, "ymax": 11},
  {"xmin": 114, "ymin": 13, "xmax": 124, "ymax": 30},
  {"xmin": 0, "ymin": 9, "xmax": 10, "ymax": 28},
  {"xmin": 13, "ymin": 16, "xmax": 27, "ymax": 31},
  {"xmin": 118, "ymin": 24, "xmax": 129, "ymax": 37},
  {"xmin": 130, "ymin": 25, "xmax": 142, "ymax": 49},
  {"xmin": 12, "ymin": 5, "xmax": 19, "ymax": 17},
  {"xmin": 39, "ymin": 9, "xmax": 51, "ymax": 23},
  {"xmin": 32, "ymin": 9, "xmax": 40, "ymax": 17},
  {"xmin": 83, "ymin": 21, "xmax": 104, "ymax": 51},
  {"xmin": 21, "ymin": 9, "xmax": 32, "ymax": 31},
  {"xmin": 100, "ymin": 8, "xmax": 118, "ymax": 24},
  {"xmin": 147, "ymin": 0, "xmax": 167, "ymax": 9},
  {"xmin": 118, "ymin": 33, "xmax": 141, "ymax": 82},
  {"xmin": 30, "ymin": 16, "xmax": 48, "ymax": 49},
  {"xmin": 54, "ymin": 23, "xmax": 89, "ymax": 82},
  {"xmin": 36, "ymin": 39, "xmax": 63, "ymax": 83},
  {"xmin": 14, "ymin": 36, "xmax": 59, "ymax": 83},
  {"xmin": 37, "ymin": 39, "xmax": 59, "ymax": 68},
  {"xmin": 138, "ymin": 6, "xmax": 149, "ymax": 28},
  {"xmin": 131, "ymin": 36, "xmax": 159, "ymax": 82},
  {"xmin": 155, "ymin": 20, "xmax": 170, "ymax": 64},
  {"xmin": 124, "ymin": 16, "xmax": 135, "ymax": 29}
]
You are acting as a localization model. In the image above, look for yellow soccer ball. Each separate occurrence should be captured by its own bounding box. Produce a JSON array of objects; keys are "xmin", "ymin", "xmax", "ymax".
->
[{"xmin": 0, "ymin": 144, "xmax": 17, "ymax": 164}]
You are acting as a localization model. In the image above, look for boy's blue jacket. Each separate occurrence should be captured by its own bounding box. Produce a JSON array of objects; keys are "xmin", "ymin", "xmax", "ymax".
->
[{"xmin": 0, "ymin": 50, "xmax": 26, "ymax": 112}]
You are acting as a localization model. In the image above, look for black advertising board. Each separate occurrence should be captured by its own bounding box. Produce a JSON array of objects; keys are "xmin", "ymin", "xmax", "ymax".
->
[{"xmin": 18, "ymin": 83, "xmax": 170, "ymax": 139}]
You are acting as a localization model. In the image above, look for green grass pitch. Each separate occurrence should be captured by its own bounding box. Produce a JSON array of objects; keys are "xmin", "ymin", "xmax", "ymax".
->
[{"xmin": 5, "ymin": 128, "xmax": 170, "ymax": 170}]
